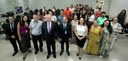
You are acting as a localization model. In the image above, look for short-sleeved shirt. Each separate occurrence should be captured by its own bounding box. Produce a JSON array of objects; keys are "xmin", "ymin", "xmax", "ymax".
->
[
  {"xmin": 29, "ymin": 19, "xmax": 42, "ymax": 35},
  {"xmin": 97, "ymin": 16, "xmax": 107, "ymax": 26}
]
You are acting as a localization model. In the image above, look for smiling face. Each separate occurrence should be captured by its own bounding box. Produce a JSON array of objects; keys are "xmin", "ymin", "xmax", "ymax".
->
[
  {"xmin": 74, "ymin": 15, "xmax": 77, "ymax": 20},
  {"xmin": 47, "ymin": 14, "xmax": 52, "ymax": 22},
  {"xmin": 63, "ymin": 17, "xmax": 68, "ymax": 23},
  {"xmin": 79, "ymin": 18, "xmax": 84, "ymax": 25},
  {"xmin": 113, "ymin": 17, "xmax": 118, "ymax": 23},
  {"xmin": 33, "ymin": 15, "xmax": 38, "ymax": 21},
  {"xmin": 104, "ymin": 20, "xmax": 109, "ymax": 27},
  {"xmin": 23, "ymin": 16, "xmax": 28, "ymax": 22},
  {"xmin": 93, "ymin": 20, "xmax": 98, "ymax": 27},
  {"xmin": 8, "ymin": 16, "xmax": 14, "ymax": 23}
]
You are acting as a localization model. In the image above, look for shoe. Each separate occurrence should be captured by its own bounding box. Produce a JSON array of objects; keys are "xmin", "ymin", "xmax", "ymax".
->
[
  {"xmin": 67, "ymin": 51, "xmax": 70, "ymax": 56},
  {"xmin": 23, "ymin": 54, "xmax": 27, "ymax": 59},
  {"xmin": 40, "ymin": 49, "xmax": 43, "ymax": 52},
  {"xmin": 126, "ymin": 35, "xmax": 128, "ymax": 37},
  {"xmin": 60, "ymin": 51, "xmax": 63, "ymax": 56},
  {"xmin": 76, "ymin": 53, "xmax": 79, "ymax": 56},
  {"xmin": 28, "ymin": 49, "xmax": 32, "ymax": 53},
  {"xmin": 53, "ymin": 54, "xmax": 56, "ymax": 58},
  {"xmin": 47, "ymin": 55, "xmax": 50, "ymax": 59},
  {"xmin": 35, "ymin": 51, "xmax": 38, "ymax": 54},
  {"xmin": 12, "ymin": 51, "xmax": 18, "ymax": 56},
  {"xmin": 99, "ymin": 56, "xmax": 103, "ymax": 59},
  {"xmin": 79, "ymin": 57, "xmax": 81, "ymax": 60}
]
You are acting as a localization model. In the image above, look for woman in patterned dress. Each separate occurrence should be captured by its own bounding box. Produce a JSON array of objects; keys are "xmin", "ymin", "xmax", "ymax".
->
[{"xmin": 99, "ymin": 20, "xmax": 113, "ymax": 58}]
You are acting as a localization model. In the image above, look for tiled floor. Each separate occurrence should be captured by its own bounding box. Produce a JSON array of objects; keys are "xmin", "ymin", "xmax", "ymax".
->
[{"xmin": 0, "ymin": 34, "xmax": 128, "ymax": 61}]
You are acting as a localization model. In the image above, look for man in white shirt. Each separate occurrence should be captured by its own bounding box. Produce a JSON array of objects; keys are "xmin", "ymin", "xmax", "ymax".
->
[{"xmin": 29, "ymin": 14, "xmax": 43, "ymax": 54}]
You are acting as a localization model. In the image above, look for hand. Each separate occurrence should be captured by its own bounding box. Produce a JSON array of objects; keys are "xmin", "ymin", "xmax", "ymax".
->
[
  {"xmin": 69, "ymin": 38, "xmax": 71, "ymax": 41},
  {"xmin": 108, "ymin": 40, "xmax": 111, "ymax": 44},
  {"xmin": 86, "ymin": 35, "xmax": 89, "ymax": 39},
  {"xmin": 96, "ymin": 40, "xmax": 100, "ymax": 43},
  {"xmin": 30, "ymin": 35, "xmax": 32, "ymax": 40},
  {"xmin": 124, "ymin": 23, "xmax": 126, "ymax": 25},
  {"xmin": 11, "ymin": 35, "xmax": 15, "ymax": 39},
  {"xmin": 19, "ymin": 37, "xmax": 21, "ymax": 41},
  {"xmin": 58, "ymin": 38, "xmax": 62, "ymax": 42}
]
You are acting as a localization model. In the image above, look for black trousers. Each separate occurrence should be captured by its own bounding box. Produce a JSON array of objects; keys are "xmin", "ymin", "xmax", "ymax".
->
[
  {"xmin": 46, "ymin": 38, "xmax": 56, "ymax": 55},
  {"xmin": 9, "ymin": 37, "xmax": 18, "ymax": 52},
  {"xmin": 15, "ymin": 36, "xmax": 22, "ymax": 51},
  {"xmin": 61, "ymin": 38, "xmax": 69, "ymax": 52},
  {"xmin": 32, "ymin": 34, "xmax": 43, "ymax": 51}
]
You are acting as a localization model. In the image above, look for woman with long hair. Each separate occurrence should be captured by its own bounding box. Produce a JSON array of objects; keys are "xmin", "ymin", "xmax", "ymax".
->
[
  {"xmin": 99, "ymin": 20, "xmax": 113, "ymax": 58},
  {"xmin": 74, "ymin": 18, "xmax": 88, "ymax": 60},
  {"xmin": 17, "ymin": 15, "xmax": 31, "ymax": 59},
  {"xmin": 117, "ymin": 9, "xmax": 127, "ymax": 33}
]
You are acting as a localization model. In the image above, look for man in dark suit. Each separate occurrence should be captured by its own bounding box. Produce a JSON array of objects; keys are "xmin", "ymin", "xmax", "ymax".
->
[
  {"xmin": 5, "ymin": 16, "xmax": 21, "ymax": 56},
  {"xmin": 58, "ymin": 16, "xmax": 72, "ymax": 56},
  {"xmin": 42, "ymin": 14, "xmax": 57, "ymax": 59}
]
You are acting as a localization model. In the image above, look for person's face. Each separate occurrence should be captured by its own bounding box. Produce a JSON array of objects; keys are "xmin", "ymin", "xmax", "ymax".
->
[
  {"xmin": 74, "ymin": 16, "xmax": 77, "ymax": 20},
  {"xmin": 102, "ymin": 13, "xmax": 106, "ymax": 17},
  {"xmin": 63, "ymin": 17, "xmax": 68, "ymax": 23},
  {"xmin": 60, "ymin": 11, "xmax": 63, "ymax": 15},
  {"xmin": 47, "ymin": 15, "xmax": 52, "ymax": 22},
  {"xmin": 113, "ymin": 18, "xmax": 118, "ymax": 23},
  {"xmin": 104, "ymin": 21, "xmax": 109, "ymax": 26},
  {"xmin": 49, "ymin": 11, "xmax": 53, "ymax": 15},
  {"xmin": 66, "ymin": 7, "xmax": 69, "ymax": 10},
  {"xmin": 8, "ymin": 17, "xmax": 14, "ymax": 23},
  {"xmin": 23, "ymin": 16, "xmax": 28, "ymax": 22},
  {"xmin": 122, "ymin": 10, "xmax": 126, "ymax": 14},
  {"xmin": 99, "ymin": 9, "xmax": 101, "ymax": 11},
  {"xmin": 45, "ymin": 11, "xmax": 47, "ymax": 14},
  {"xmin": 83, "ymin": 10, "xmax": 86, "ymax": 14},
  {"xmin": 33, "ymin": 15, "xmax": 38, "ymax": 21},
  {"xmin": 93, "ymin": 21, "xmax": 98, "ymax": 26},
  {"xmin": 80, "ymin": 18, "xmax": 84, "ymax": 25}
]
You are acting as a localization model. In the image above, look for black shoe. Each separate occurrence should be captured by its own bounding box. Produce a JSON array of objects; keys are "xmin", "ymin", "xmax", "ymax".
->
[
  {"xmin": 67, "ymin": 51, "xmax": 70, "ymax": 56},
  {"xmin": 53, "ymin": 54, "xmax": 56, "ymax": 58},
  {"xmin": 23, "ymin": 55, "xmax": 26, "ymax": 59},
  {"xmin": 40, "ymin": 49, "xmax": 43, "ymax": 52},
  {"xmin": 35, "ymin": 51, "xmax": 38, "ymax": 54},
  {"xmin": 47, "ymin": 55, "xmax": 50, "ymax": 59},
  {"xmin": 23, "ymin": 57, "xmax": 26, "ymax": 59},
  {"xmin": 76, "ymin": 54, "xmax": 79, "ymax": 56},
  {"xmin": 60, "ymin": 51, "xmax": 63, "ymax": 56},
  {"xmin": 126, "ymin": 35, "xmax": 128, "ymax": 37},
  {"xmin": 79, "ymin": 57, "xmax": 81, "ymax": 60},
  {"xmin": 28, "ymin": 50, "xmax": 32, "ymax": 53},
  {"xmin": 12, "ymin": 51, "xmax": 18, "ymax": 56}
]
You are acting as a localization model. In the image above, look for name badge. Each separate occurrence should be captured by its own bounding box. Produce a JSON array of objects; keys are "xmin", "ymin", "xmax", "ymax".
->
[{"xmin": 65, "ymin": 31, "xmax": 67, "ymax": 34}]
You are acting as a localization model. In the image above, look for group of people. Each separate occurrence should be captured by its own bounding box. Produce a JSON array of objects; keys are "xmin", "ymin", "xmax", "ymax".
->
[{"xmin": 3, "ymin": 4, "xmax": 127, "ymax": 60}]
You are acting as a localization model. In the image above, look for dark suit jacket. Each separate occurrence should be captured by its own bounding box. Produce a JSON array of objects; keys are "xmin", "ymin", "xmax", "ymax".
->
[
  {"xmin": 42, "ymin": 21, "xmax": 57, "ymax": 40},
  {"xmin": 58, "ymin": 23, "xmax": 72, "ymax": 39},
  {"xmin": 5, "ymin": 21, "xmax": 18, "ymax": 38}
]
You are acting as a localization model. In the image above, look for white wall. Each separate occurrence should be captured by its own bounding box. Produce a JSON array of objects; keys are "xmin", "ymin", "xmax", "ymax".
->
[
  {"xmin": 109, "ymin": 0, "xmax": 128, "ymax": 23},
  {"xmin": 29, "ymin": 0, "xmax": 109, "ymax": 13},
  {"xmin": 0, "ymin": 0, "xmax": 29, "ymax": 14},
  {"xmin": 0, "ymin": 0, "xmax": 110, "ymax": 14}
]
